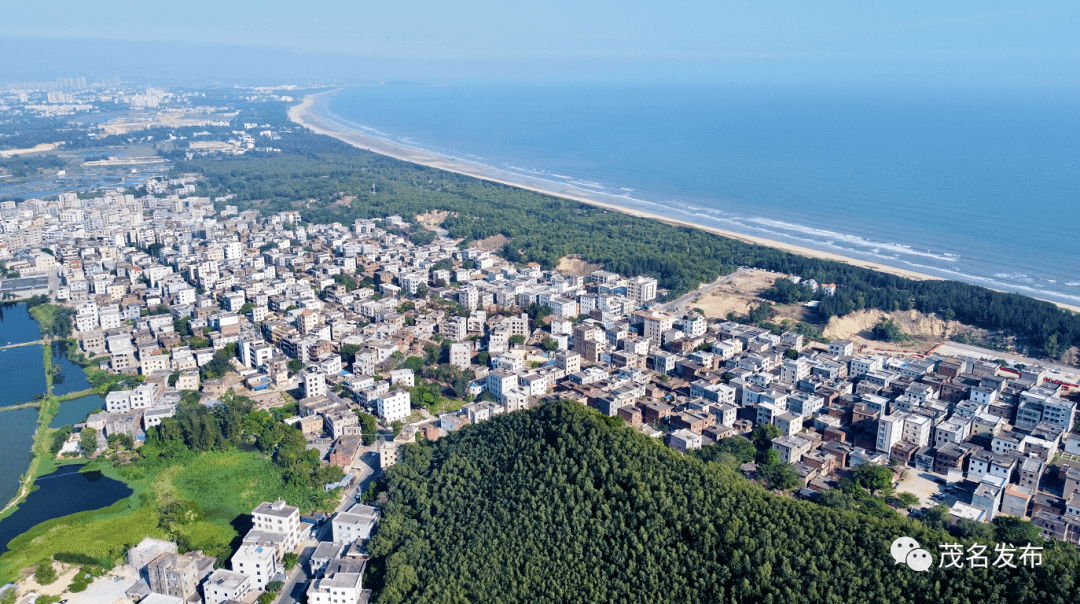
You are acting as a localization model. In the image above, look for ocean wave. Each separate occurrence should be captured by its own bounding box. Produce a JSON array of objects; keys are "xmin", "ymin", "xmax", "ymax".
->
[
  {"xmin": 906, "ymin": 264, "xmax": 1080, "ymax": 305},
  {"xmin": 993, "ymin": 273, "xmax": 1034, "ymax": 283},
  {"xmin": 746, "ymin": 217, "xmax": 958, "ymax": 262}
]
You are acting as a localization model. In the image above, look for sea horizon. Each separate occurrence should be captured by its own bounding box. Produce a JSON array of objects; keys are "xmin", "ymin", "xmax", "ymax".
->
[{"xmin": 314, "ymin": 84, "xmax": 1080, "ymax": 309}]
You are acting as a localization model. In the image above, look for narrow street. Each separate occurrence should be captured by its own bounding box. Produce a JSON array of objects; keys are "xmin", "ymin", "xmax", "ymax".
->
[{"xmin": 275, "ymin": 453, "xmax": 380, "ymax": 604}]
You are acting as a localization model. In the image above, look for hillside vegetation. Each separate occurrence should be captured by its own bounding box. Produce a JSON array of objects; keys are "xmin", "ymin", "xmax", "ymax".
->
[
  {"xmin": 367, "ymin": 401, "xmax": 1080, "ymax": 604},
  {"xmin": 170, "ymin": 100, "xmax": 1080, "ymax": 358}
]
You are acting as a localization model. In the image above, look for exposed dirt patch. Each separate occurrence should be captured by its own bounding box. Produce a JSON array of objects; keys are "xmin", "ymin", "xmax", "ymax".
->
[
  {"xmin": 20, "ymin": 561, "xmax": 77, "ymax": 595},
  {"xmin": 415, "ymin": 210, "xmax": 454, "ymax": 227},
  {"xmin": 555, "ymin": 255, "xmax": 602, "ymax": 276},
  {"xmin": 334, "ymin": 194, "xmax": 356, "ymax": 207},
  {"xmin": 473, "ymin": 234, "xmax": 511, "ymax": 252},
  {"xmin": 693, "ymin": 269, "xmax": 783, "ymax": 319},
  {"xmin": 823, "ymin": 309, "xmax": 989, "ymax": 354},
  {"xmin": 695, "ymin": 295, "xmax": 754, "ymax": 319}
]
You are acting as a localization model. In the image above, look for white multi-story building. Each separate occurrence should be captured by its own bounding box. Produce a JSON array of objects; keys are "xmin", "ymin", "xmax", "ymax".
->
[
  {"xmin": 376, "ymin": 390, "xmax": 411, "ymax": 423},
  {"xmin": 231, "ymin": 543, "xmax": 278, "ymax": 590},
  {"xmin": 251, "ymin": 500, "xmax": 301, "ymax": 553},
  {"xmin": 935, "ymin": 419, "xmax": 972, "ymax": 448},
  {"xmin": 901, "ymin": 414, "xmax": 932, "ymax": 447},
  {"xmin": 332, "ymin": 503, "xmax": 378, "ymax": 544},
  {"xmin": 779, "ymin": 359, "xmax": 810, "ymax": 385},
  {"xmin": 306, "ymin": 571, "xmax": 365, "ymax": 604},
  {"xmin": 627, "ymin": 276, "xmax": 657, "ymax": 304},
  {"xmin": 449, "ymin": 342, "xmax": 470, "ymax": 370},
  {"xmin": 203, "ymin": 569, "xmax": 252, "ymax": 604},
  {"xmin": 876, "ymin": 413, "xmax": 906, "ymax": 453},
  {"xmin": 669, "ymin": 429, "xmax": 702, "ymax": 453},
  {"xmin": 301, "ymin": 370, "xmax": 327, "ymax": 399}
]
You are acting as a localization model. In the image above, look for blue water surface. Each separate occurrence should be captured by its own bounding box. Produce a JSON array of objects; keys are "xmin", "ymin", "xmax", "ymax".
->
[{"xmin": 325, "ymin": 84, "xmax": 1080, "ymax": 305}]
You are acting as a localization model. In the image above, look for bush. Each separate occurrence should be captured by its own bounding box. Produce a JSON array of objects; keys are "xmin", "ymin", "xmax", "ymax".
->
[
  {"xmin": 52, "ymin": 552, "xmax": 103, "ymax": 566},
  {"xmin": 871, "ymin": 319, "xmax": 905, "ymax": 342},
  {"xmin": 33, "ymin": 561, "xmax": 57, "ymax": 585}
]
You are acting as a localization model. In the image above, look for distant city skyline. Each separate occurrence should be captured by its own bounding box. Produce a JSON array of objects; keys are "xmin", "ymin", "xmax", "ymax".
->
[{"xmin": 1, "ymin": 1, "xmax": 1078, "ymax": 89}]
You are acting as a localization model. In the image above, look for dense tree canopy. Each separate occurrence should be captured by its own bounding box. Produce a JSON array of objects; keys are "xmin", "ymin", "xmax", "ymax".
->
[{"xmin": 366, "ymin": 401, "xmax": 1080, "ymax": 604}]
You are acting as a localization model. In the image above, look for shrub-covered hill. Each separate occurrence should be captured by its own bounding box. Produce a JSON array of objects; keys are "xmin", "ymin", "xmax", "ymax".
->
[{"xmin": 367, "ymin": 401, "xmax": 1079, "ymax": 604}]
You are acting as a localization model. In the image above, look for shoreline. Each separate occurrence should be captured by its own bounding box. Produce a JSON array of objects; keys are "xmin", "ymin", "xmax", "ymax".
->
[{"xmin": 289, "ymin": 91, "xmax": 1080, "ymax": 314}]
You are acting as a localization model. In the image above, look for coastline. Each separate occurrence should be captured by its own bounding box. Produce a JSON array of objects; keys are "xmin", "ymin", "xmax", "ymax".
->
[{"xmin": 289, "ymin": 91, "xmax": 1080, "ymax": 314}]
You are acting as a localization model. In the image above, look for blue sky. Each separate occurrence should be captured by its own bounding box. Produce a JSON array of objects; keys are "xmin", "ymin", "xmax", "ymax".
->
[{"xmin": 1, "ymin": 1, "xmax": 1077, "ymax": 87}]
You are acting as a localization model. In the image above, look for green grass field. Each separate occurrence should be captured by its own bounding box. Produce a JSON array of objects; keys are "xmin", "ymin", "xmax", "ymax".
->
[{"xmin": 0, "ymin": 449, "xmax": 295, "ymax": 583}]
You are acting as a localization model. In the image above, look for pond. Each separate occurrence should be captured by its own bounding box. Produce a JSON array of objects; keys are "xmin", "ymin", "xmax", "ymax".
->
[
  {"xmin": 0, "ymin": 303, "xmax": 43, "ymax": 345},
  {"xmin": 0, "ymin": 464, "xmax": 132, "ymax": 554},
  {"xmin": 50, "ymin": 342, "xmax": 92, "ymax": 396},
  {"xmin": 51, "ymin": 394, "xmax": 107, "ymax": 429}
]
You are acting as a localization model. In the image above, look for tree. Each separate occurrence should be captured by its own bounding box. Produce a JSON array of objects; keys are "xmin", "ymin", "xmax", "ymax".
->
[
  {"xmin": 757, "ymin": 459, "xmax": 800, "ymax": 492},
  {"xmin": 992, "ymin": 516, "xmax": 1043, "ymax": 545},
  {"xmin": 283, "ymin": 553, "xmax": 299, "ymax": 571},
  {"xmin": 107, "ymin": 432, "xmax": 135, "ymax": 451},
  {"xmin": 356, "ymin": 412, "xmax": 379, "ymax": 446},
  {"xmin": 871, "ymin": 319, "xmax": 904, "ymax": 342},
  {"xmin": 287, "ymin": 359, "xmax": 303, "ymax": 374},
  {"xmin": 340, "ymin": 344, "xmax": 363, "ymax": 365},
  {"xmin": 955, "ymin": 518, "xmax": 994, "ymax": 541},
  {"xmin": 692, "ymin": 436, "xmax": 756, "ymax": 466},
  {"xmin": 852, "ymin": 463, "xmax": 893, "ymax": 495},
  {"xmin": 34, "ymin": 561, "xmax": 57, "ymax": 585},
  {"xmin": 49, "ymin": 425, "xmax": 73, "ymax": 455},
  {"xmin": 783, "ymin": 348, "xmax": 799, "ymax": 360},
  {"xmin": 540, "ymin": 338, "xmax": 559, "ymax": 352},
  {"xmin": 79, "ymin": 427, "xmax": 98, "ymax": 457},
  {"xmin": 509, "ymin": 335, "xmax": 526, "ymax": 346},
  {"xmin": 265, "ymin": 581, "xmax": 284, "ymax": 594},
  {"xmin": 750, "ymin": 424, "xmax": 781, "ymax": 451},
  {"xmin": 1044, "ymin": 333, "xmax": 1061, "ymax": 358},
  {"xmin": 894, "ymin": 492, "xmax": 920, "ymax": 509}
]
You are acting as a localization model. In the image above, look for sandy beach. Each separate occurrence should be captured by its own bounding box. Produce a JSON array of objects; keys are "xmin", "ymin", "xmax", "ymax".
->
[{"xmin": 289, "ymin": 91, "xmax": 1080, "ymax": 313}]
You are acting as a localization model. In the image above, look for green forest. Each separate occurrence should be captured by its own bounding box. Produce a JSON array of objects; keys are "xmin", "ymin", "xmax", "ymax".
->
[
  {"xmin": 166, "ymin": 99, "xmax": 1080, "ymax": 357},
  {"xmin": 366, "ymin": 401, "xmax": 1079, "ymax": 604}
]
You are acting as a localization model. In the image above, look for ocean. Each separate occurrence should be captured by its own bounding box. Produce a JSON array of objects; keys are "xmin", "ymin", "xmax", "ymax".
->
[{"xmin": 322, "ymin": 84, "xmax": 1080, "ymax": 307}]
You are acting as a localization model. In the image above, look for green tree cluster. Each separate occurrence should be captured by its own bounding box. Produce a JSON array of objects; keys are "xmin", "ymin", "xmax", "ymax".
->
[
  {"xmin": 365, "ymin": 401, "xmax": 1080, "ymax": 603},
  {"xmin": 872, "ymin": 319, "xmax": 906, "ymax": 342},
  {"xmin": 79, "ymin": 427, "xmax": 98, "ymax": 457}
]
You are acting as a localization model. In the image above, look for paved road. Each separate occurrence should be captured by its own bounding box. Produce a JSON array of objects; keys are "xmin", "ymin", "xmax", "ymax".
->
[
  {"xmin": 278, "ymin": 543, "xmax": 314, "ymax": 604},
  {"xmin": 660, "ymin": 267, "xmax": 750, "ymax": 314}
]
